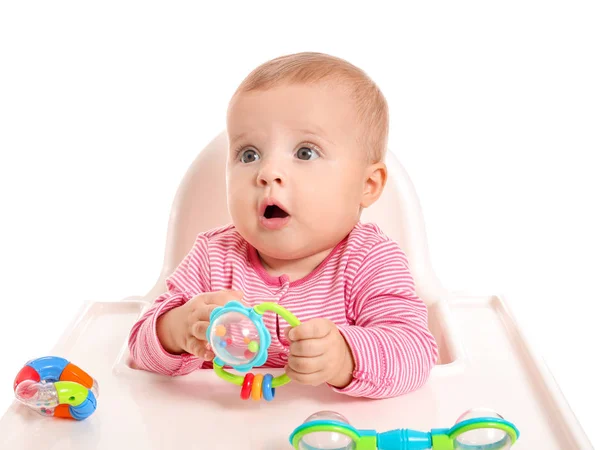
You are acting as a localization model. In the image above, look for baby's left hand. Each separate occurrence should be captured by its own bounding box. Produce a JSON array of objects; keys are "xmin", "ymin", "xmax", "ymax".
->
[{"xmin": 285, "ymin": 318, "xmax": 355, "ymax": 388}]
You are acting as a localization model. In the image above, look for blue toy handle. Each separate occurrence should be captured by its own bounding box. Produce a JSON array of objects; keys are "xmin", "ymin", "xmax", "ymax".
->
[
  {"xmin": 377, "ymin": 428, "xmax": 432, "ymax": 450},
  {"xmin": 68, "ymin": 390, "xmax": 98, "ymax": 420}
]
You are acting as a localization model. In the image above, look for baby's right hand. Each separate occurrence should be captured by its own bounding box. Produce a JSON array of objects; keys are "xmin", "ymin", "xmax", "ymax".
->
[{"xmin": 157, "ymin": 289, "xmax": 244, "ymax": 359}]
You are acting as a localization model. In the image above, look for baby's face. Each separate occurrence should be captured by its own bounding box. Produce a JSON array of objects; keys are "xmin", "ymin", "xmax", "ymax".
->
[{"xmin": 226, "ymin": 82, "xmax": 368, "ymax": 261}]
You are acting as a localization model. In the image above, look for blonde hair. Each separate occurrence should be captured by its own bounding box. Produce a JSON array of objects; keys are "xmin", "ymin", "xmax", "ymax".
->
[{"xmin": 231, "ymin": 52, "xmax": 389, "ymax": 163}]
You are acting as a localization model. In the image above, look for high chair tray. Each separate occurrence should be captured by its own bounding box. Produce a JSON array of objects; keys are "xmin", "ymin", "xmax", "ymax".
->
[{"xmin": 0, "ymin": 297, "xmax": 592, "ymax": 449}]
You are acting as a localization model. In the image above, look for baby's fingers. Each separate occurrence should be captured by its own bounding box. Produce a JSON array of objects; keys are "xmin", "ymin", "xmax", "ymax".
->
[
  {"xmin": 285, "ymin": 365, "xmax": 327, "ymax": 387},
  {"xmin": 192, "ymin": 292, "xmax": 245, "ymax": 322},
  {"xmin": 289, "ymin": 338, "xmax": 327, "ymax": 357},
  {"xmin": 287, "ymin": 354, "xmax": 327, "ymax": 374},
  {"xmin": 204, "ymin": 289, "xmax": 244, "ymax": 306},
  {"xmin": 288, "ymin": 319, "xmax": 333, "ymax": 341},
  {"xmin": 185, "ymin": 337, "xmax": 214, "ymax": 361},
  {"xmin": 191, "ymin": 321, "xmax": 210, "ymax": 341},
  {"xmin": 185, "ymin": 339, "xmax": 205, "ymax": 358}
]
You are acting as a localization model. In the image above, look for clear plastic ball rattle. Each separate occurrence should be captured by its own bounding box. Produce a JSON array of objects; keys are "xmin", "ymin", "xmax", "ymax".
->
[
  {"xmin": 299, "ymin": 411, "xmax": 356, "ymax": 450},
  {"xmin": 14, "ymin": 378, "xmax": 100, "ymax": 417},
  {"xmin": 454, "ymin": 408, "xmax": 512, "ymax": 450},
  {"xmin": 208, "ymin": 311, "xmax": 262, "ymax": 366},
  {"xmin": 14, "ymin": 380, "xmax": 60, "ymax": 416}
]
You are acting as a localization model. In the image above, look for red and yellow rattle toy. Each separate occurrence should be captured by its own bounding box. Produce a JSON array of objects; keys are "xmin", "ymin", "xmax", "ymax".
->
[{"xmin": 13, "ymin": 356, "xmax": 98, "ymax": 420}]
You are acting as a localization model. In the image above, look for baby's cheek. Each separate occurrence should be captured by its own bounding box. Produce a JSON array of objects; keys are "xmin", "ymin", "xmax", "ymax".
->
[{"xmin": 230, "ymin": 197, "xmax": 250, "ymax": 219}]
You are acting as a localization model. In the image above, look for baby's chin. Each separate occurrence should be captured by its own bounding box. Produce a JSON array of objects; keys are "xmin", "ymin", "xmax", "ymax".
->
[
  {"xmin": 253, "ymin": 240, "xmax": 312, "ymax": 261},
  {"xmin": 243, "ymin": 232, "xmax": 319, "ymax": 260},
  {"xmin": 234, "ymin": 221, "xmax": 349, "ymax": 261}
]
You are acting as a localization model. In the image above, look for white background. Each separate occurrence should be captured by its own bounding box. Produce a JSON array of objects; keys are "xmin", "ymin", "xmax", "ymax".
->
[{"xmin": 1, "ymin": 1, "xmax": 598, "ymax": 447}]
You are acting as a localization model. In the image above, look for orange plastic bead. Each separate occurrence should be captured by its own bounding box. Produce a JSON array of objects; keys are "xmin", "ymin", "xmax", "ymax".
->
[
  {"xmin": 251, "ymin": 373, "xmax": 263, "ymax": 401},
  {"xmin": 53, "ymin": 404, "xmax": 73, "ymax": 419},
  {"xmin": 60, "ymin": 363, "xmax": 94, "ymax": 389},
  {"xmin": 215, "ymin": 325, "xmax": 227, "ymax": 337}
]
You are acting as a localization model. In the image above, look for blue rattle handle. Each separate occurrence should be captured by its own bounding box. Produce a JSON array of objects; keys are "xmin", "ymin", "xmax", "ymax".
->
[{"xmin": 376, "ymin": 428, "xmax": 433, "ymax": 449}]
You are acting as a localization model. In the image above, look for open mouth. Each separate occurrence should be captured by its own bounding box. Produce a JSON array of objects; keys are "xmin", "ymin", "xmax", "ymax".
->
[
  {"xmin": 259, "ymin": 199, "xmax": 291, "ymax": 230},
  {"xmin": 263, "ymin": 204, "xmax": 289, "ymax": 219}
]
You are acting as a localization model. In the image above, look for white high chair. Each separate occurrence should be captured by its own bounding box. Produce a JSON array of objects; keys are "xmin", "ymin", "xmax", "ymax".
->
[{"xmin": 0, "ymin": 132, "xmax": 592, "ymax": 449}]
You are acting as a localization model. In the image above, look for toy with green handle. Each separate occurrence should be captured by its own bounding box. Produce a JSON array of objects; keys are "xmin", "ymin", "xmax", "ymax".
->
[
  {"xmin": 206, "ymin": 300, "xmax": 301, "ymax": 401},
  {"xmin": 290, "ymin": 408, "xmax": 519, "ymax": 449}
]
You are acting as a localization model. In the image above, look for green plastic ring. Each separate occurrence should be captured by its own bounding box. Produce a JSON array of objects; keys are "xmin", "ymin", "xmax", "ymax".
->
[
  {"xmin": 292, "ymin": 424, "xmax": 361, "ymax": 449},
  {"xmin": 253, "ymin": 302, "xmax": 301, "ymax": 327},
  {"xmin": 213, "ymin": 362, "xmax": 292, "ymax": 387},
  {"xmin": 449, "ymin": 421, "xmax": 519, "ymax": 444}
]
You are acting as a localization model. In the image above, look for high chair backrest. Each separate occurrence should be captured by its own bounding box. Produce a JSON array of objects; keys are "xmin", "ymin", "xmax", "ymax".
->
[{"xmin": 144, "ymin": 132, "xmax": 445, "ymax": 306}]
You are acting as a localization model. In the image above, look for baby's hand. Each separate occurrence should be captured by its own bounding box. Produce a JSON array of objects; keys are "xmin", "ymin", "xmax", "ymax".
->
[
  {"xmin": 157, "ymin": 289, "xmax": 244, "ymax": 359},
  {"xmin": 285, "ymin": 318, "xmax": 355, "ymax": 389}
]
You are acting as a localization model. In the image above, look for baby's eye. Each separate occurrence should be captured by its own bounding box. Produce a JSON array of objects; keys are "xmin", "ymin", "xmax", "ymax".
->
[
  {"xmin": 240, "ymin": 149, "xmax": 260, "ymax": 163},
  {"xmin": 295, "ymin": 146, "xmax": 319, "ymax": 161}
]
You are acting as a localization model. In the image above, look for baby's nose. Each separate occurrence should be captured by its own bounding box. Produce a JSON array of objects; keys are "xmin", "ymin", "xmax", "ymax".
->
[
  {"xmin": 259, "ymin": 174, "xmax": 283, "ymax": 186},
  {"xmin": 257, "ymin": 162, "xmax": 285, "ymax": 186}
]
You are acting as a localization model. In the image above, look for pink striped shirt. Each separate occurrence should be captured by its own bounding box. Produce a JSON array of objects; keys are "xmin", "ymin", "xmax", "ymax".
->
[{"xmin": 128, "ymin": 222, "xmax": 438, "ymax": 399}]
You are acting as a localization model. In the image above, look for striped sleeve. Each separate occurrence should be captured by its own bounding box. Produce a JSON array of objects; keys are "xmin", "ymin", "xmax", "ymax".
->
[
  {"xmin": 127, "ymin": 234, "xmax": 212, "ymax": 376},
  {"xmin": 334, "ymin": 240, "xmax": 439, "ymax": 398}
]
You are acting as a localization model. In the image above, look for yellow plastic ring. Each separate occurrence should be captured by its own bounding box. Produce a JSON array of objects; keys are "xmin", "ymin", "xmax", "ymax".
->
[{"xmin": 251, "ymin": 373, "xmax": 263, "ymax": 401}]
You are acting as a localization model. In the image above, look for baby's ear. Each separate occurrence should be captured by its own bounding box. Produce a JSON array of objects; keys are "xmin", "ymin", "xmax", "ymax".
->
[{"xmin": 360, "ymin": 162, "xmax": 387, "ymax": 208}]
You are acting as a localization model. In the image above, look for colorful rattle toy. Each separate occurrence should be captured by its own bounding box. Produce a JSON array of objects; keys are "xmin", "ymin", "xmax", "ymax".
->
[
  {"xmin": 13, "ymin": 356, "xmax": 99, "ymax": 420},
  {"xmin": 290, "ymin": 408, "xmax": 520, "ymax": 450},
  {"xmin": 206, "ymin": 300, "xmax": 300, "ymax": 401}
]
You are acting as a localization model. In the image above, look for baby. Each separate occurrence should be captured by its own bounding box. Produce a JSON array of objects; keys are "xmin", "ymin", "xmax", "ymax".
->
[{"xmin": 128, "ymin": 52, "xmax": 438, "ymax": 399}]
